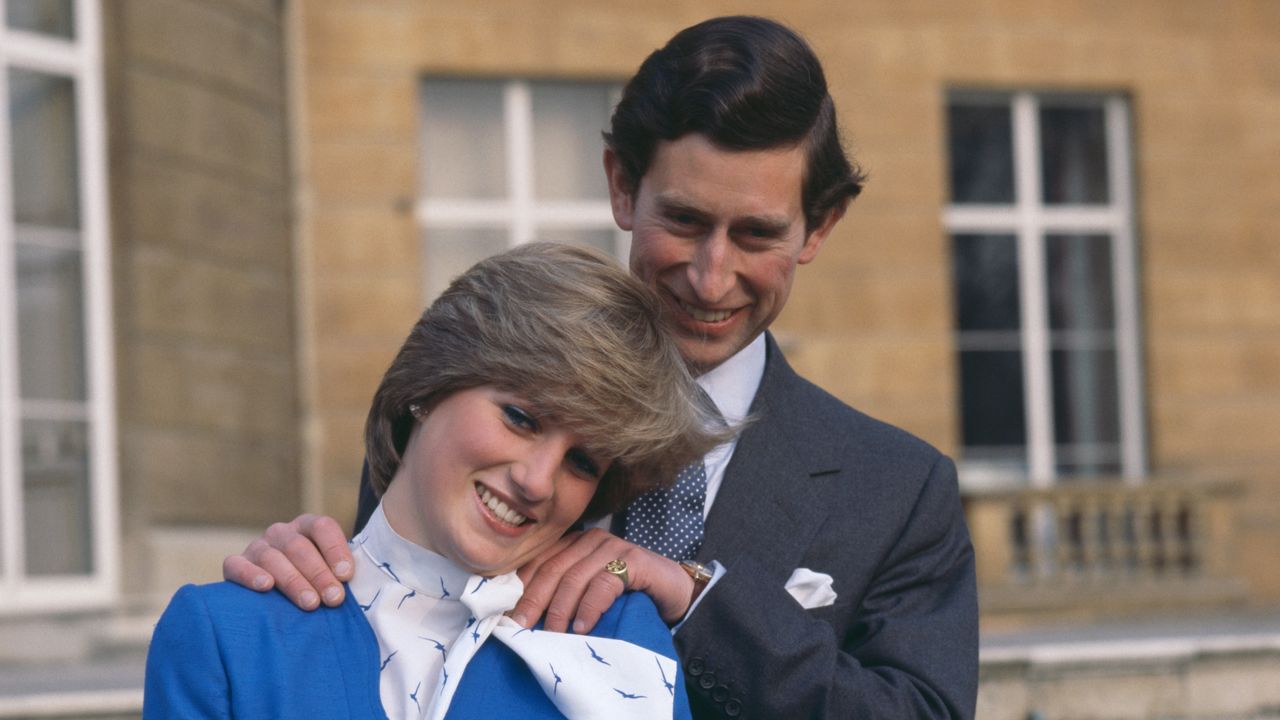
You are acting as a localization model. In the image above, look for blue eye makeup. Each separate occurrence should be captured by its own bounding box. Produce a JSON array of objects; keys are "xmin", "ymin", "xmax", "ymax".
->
[
  {"xmin": 502, "ymin": 404, "xmax": 539, "ymax": 431},
  {"xmin": 566, "ymin": 448, "xmax": 602, "ymax": 480}
]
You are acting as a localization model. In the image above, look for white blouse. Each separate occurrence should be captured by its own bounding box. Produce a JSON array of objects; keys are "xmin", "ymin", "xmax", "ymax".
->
[{"xmin": 349, "ymin": 504, "xmax": 677, "ymax": 720}]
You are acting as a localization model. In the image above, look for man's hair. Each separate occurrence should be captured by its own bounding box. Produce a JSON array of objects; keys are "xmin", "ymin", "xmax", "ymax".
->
[
  {"xmin": 604, "ymin": 15, "xmax": 867, "ymax": 234},
  {"xmin": 365, "ymin": 242, "xmax": 728, "ymax": 520}
]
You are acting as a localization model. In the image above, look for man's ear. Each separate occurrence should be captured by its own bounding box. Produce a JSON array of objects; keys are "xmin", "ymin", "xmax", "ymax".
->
[
  {"xmin": 797, "ymin": 200, "xmax": 848, "ymax": 265},
  {"xmin": 604, "ymin": 148, "xmax": 635, "ymax": 231}
]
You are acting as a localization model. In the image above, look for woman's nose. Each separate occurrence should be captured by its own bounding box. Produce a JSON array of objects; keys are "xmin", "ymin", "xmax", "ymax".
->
[{"xmin": 510, "ymin": 438, "xmax": 567, "ymax": 502}]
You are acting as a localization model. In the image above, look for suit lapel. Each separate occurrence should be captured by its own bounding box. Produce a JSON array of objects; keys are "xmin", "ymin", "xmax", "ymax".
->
[{"xmin": 698, "ymin": 335, "xmax": 839, "ymax": 579}]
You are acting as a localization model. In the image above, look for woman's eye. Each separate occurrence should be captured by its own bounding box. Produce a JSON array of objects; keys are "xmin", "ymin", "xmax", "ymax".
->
[
  {"xmin": 566, "ymin": 449, "xmax": 601, "ymax": 480},
  {"xmin": 502, "ymin": 405, "xmax": 538, "ymax": 431}
]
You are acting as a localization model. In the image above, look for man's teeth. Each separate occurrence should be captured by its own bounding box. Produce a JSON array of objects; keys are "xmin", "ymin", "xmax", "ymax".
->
[
  {"xmin": 477, "ymin": 485, "xmax": 529, "ymax": 526},
  {"xmin": 679, "ymin": 299, "xmax": 732, "ymax": 323}
]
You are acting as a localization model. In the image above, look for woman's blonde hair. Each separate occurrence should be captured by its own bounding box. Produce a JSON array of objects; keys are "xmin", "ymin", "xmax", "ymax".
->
[{"xmin": 365, "ymin": 242, "xmax": 729, "ymax": 520}]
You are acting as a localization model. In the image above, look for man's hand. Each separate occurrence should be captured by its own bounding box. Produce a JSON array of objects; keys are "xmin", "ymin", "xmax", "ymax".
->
[
  {"xmin": 221, "ymin": 514, "xmax": 354, "ymax": 610},
  {"xmin": 511, "ymin": 528, "xmax": 695, "ymax": 634}
]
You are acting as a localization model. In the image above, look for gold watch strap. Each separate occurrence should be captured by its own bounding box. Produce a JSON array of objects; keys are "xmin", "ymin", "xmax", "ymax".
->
[{"xmin": 679, "ymin": 559, "xmax": 713, "ymax": 606}]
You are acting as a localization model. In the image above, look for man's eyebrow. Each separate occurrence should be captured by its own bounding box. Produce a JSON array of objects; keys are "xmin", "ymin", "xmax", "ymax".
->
[
  {"xmin": 733, "ymin": 215, "xmax": 791, "ymax": 235},
  {"xmin": 653, "ymin": 194, "xmax": 792, "ymax": 233},
  {"xmin": 653, "ymin": 195, "xmax": 707, "ymax": 217}
]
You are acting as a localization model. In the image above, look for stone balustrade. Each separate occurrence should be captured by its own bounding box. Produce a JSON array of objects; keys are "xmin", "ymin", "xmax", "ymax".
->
[{"xmin": 965, "ymin": 476, "xmax": 1245, "ymax": 621}]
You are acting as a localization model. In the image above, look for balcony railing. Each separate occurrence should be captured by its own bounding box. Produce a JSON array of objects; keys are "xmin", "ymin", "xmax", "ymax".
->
[{"xmin": 965, "ymin": 476, "xmax": 1245, "ymax": 619}]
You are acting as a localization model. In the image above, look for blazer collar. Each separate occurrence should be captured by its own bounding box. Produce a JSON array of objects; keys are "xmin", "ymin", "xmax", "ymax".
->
[{"xmin": 698, "ymin": 333, "xmax": 843, "ymax": 574}]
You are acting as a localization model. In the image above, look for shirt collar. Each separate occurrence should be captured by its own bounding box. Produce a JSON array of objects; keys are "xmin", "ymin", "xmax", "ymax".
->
[
  {"xmin": 695, "ymin": 333, "xmax": 766, "ymax": 426},
  {"xmin": 356, "ymin": 503, "xmax": 474, "ymax": 598}
]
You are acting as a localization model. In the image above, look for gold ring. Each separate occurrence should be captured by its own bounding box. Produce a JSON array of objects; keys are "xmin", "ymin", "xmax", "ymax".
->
[{"xmin": 605, "ymin": 559, "xmax": 629, "ymax": 588}]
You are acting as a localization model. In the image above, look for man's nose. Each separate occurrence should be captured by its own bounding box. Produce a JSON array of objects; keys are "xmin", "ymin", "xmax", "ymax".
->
[{"xmin": 688, "ymin": 231, "xmax": 735, "ymax": 302}]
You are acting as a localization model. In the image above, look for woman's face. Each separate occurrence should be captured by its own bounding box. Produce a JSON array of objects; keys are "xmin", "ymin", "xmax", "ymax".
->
[{"xmin": 381, "ymin": 386, "xmax": 608, "ymax": 576}]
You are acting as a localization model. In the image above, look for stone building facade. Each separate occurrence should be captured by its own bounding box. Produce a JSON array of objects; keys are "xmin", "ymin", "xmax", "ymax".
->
[{"xmin": 1, "ymin": 1, "xmax": 1277, "ymax": 717}]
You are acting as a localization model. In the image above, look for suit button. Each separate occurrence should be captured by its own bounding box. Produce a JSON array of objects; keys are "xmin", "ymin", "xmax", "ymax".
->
[
  {"xmin": 687, "ymin": 658, "xmax": 705, "ymax": 676},
  {"xmin": 698, "ymin": 672, "xmax": 716, "ymax": 690},
  {"xmin": 725, "ymin": 699, "xmax": 742, "ymax": 717},
  {"xmin": 712, "ymin": 684, "xmax": 730, "ymax": 703}
]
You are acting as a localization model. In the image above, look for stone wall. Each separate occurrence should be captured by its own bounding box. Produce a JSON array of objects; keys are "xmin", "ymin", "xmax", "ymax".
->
[
  {"xmin": 103, "ymin": 0, "xmax": 298, "ymax": 597},
  {"xmin": 980, "ymin": 638, "xmax": 1280, "ymax": 719}
]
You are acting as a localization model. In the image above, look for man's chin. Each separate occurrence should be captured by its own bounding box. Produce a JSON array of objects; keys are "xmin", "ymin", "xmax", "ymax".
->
[{"xmin": 677, "ymin": 337, "xmax": 738, "ymax": 375}]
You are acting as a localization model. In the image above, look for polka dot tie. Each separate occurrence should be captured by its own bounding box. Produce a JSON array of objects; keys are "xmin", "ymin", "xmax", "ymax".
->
[{"xmin": 621, "ymin": 460, "xmax": 707, "ymax": 561}]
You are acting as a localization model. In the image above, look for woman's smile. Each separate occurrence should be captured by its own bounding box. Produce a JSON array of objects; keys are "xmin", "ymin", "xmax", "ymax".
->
[{"xmin": 380, "ymin": 386, "xmax": 604, "ymax": 576}]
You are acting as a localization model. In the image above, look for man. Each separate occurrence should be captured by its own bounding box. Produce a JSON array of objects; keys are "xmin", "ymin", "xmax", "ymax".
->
[{"xmin": 224, "ymin": 16, "xmax": 978, "ymax": 718}]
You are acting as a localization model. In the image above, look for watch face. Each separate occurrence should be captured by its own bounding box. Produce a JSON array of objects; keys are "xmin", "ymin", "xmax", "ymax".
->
[{"xmin": 682, "ymin": 560, "xmax": 712, "ymax": 581}]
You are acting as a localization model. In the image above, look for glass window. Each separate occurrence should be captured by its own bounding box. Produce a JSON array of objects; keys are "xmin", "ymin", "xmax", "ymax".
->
[
  {"xmin": 420, "ymin": 80, "xmax": 507, "ymax": 200},
  {"xmin": 418, "ymin": 78, "xmax": 622, "ymax": 299},
  {"xmin": 1046, "ymin": 233, "xmax": 1114, "ymax": 331},
  {"xmin": 9, "ymin": 68, "xmax": 80, "ymax": 229},
  {"xmin": 16, "ymin": 242, "xmax": 87, "ymax": 401},
  {"xmin": 531, "ymin": 83, "xmax": 613, "ymax": 201},
  {"xmin": 1040, "ymin": 105, "xmax": 1109, "ymax": 205},
  {"xmin": 2, "ymin": 0, "xmax": 114, "ymax": 609},
  {"xmin": 23, "ymin": 419, "xmax": 92, "ymax": 575},
  {"xmin": 948, "ymin": 103, "xmax": 1014, "ymax": 204},
  {"xmin": 952, "ymin": 233, "xmax": 1021, "ymax": 332},
  {"xmin": 945, "ymin": 91, "xmax": 1143, "ymax": 487},
  {"xmin": 6, "ymin": 0, "xmax": 75, "ymax": 38}
]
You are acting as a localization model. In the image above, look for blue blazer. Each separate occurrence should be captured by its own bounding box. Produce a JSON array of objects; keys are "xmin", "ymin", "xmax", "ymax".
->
[{"xmin": 144, "ymin": 582, "xmax": 691, "ymax": 719}]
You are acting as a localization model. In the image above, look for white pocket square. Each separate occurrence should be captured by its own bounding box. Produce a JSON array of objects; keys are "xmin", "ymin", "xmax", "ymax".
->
[{"xmin": 784, "ymin": 568, "xmax": 837, "ymax": 609}]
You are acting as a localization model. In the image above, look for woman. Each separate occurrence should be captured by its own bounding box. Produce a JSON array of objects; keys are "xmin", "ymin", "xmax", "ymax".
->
[{"xmin": 143, "ymin": 243, "xmax": 727, "ymax": 719}]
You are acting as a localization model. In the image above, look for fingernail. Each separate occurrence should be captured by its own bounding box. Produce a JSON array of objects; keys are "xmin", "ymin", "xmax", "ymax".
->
[
  {"xmin": 252, "ymin": 575, "xmax": 270, "ymax": 591},
  {"xmin": 334, "ymin": 560, "xmax": 352, "ymax": 578},
  {"xmin": 300, "ymin": 590, "xmax": 319, "ymax": 609},
  {"xmin": 323, "ymin": 586, "xmax": 343, "ymax": 605},
  {"xmin": 510, "ymin": 612, "xmax": 527, "ymax": 628},
  {"xmin": 572, "ymin": 619, "xmax": 585, "ymax": 634}
]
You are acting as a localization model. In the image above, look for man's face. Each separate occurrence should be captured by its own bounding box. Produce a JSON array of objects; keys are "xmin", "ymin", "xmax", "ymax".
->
[{"xmin": 606, "ymin": 133, "xmax": 841, "ymax": 374}]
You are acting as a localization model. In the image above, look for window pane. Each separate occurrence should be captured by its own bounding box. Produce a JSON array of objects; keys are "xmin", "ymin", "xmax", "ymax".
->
[
  {"xmin": 9, "ymin": 68, "xmax": 80, "ymax": 229},
  {"xmin": 424, "ymin": 227, "xmax": 509, "ymax": 299},
  {"xmin": 952, "ymin": 234, "xmax": 1020, "ymax": 332},
  {"xmin": 1040, "ymin": 105, "xmax": 1109, "ymax": 204},
  {"xmin": 947, "ymin": 103, "xmax": 1014, "ymax": 204},
  {"xmin": 537, "ymin": 227, "xmax": 616, "ymax": 256},
  {"xmin": 1056, "ymin": 444, "xmax": 1122, "ymax": 477},
  {"xmin": 17, "ymin": 243, "xmax": 86, "ymax": 401},
  {"xmin": 23, "ymin": 419, "xmax": 92, "ymax": 575},
  {"xmin": 531, "ymin": 83, "xmax": 612, "ymax": 201},
  {"xmin": 1052, "ymin": 347, "xmax": 1120, "ymax": 449},
  {"xmin": 6, "ymin": 0, "xmax": 74, "ymax": 38},
  {"xmin": 421, "ymin": 80, "xmax": 506, "ymax": 199},
  {"xmin": 959, "ymin": 350, "xmax": 1027, "ymax": 449},
  {"xmin": 1047, "ymin": 233, "xmax": 1115, "ymax": 331}
]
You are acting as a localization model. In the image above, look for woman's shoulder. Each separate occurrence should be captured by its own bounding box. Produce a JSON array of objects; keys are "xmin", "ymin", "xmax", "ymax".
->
[
  {"xmin": 589, "ymin": 591, "xmax": 676, "ymax": 658},
  {"xmin": 160, "ymin": 581, "xmax": 361, "ymax": 635}
]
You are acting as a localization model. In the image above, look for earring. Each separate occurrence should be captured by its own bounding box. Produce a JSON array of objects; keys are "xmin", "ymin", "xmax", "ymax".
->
[{"xmin": 409, "ymin": 403, "xmax": 427, "ymax": 419}]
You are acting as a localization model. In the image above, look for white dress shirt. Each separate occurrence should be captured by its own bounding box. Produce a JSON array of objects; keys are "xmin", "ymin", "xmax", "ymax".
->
[{"xmin": 693, "ymin": 332, "xmax": 766, "ymax": 516}]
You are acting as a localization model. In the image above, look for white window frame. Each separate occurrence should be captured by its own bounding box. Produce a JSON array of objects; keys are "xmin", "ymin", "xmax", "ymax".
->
[
  {"xmin": 945, "ymin": 91, "xmax": 1145, "ymax": 489},
  {"xmin": 416, "ymin": 79, "xmax": 627, "ymax": 282},
  {"xmin": 0, "ymin": 0, "xmax": 117, "ymax": 613}
]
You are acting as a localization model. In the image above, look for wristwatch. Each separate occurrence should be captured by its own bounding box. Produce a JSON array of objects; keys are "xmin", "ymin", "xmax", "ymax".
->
[{"xmin": 679, "ymin": 559, "xmax": 713, "ymax": 608}]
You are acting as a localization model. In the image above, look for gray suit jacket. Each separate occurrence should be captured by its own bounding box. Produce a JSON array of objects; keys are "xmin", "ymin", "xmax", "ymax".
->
[{"xmin": 675, "ymin": 334, "xmax": 977, "ymax": 719}]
